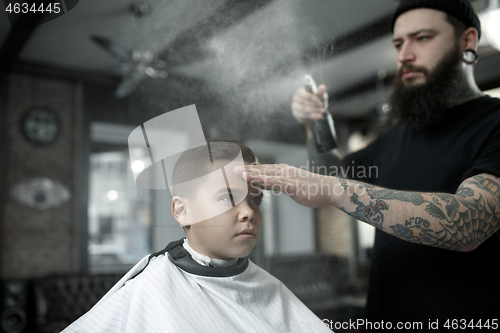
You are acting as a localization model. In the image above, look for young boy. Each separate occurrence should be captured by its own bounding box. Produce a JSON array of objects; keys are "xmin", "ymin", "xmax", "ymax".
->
[{"xmin": 62, "ymin": 140, "xmax": 332, "ymax": 333}]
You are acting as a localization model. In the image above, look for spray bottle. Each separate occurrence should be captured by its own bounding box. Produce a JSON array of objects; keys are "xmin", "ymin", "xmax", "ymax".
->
[{"xmin": 304, "ymin": 75, "xmax": 337, "ymax": 153}]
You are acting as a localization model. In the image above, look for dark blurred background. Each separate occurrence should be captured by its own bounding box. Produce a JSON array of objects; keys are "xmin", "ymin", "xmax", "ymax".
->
[{"xmin": 1, "ymin": 0, "xmax": 499, "ymax": 332}]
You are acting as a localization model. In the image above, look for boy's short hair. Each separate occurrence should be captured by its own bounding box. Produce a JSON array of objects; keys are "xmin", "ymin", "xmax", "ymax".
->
[{"xmin": 171, "ymin": 140, "xmax": 256, "ymax": 198}]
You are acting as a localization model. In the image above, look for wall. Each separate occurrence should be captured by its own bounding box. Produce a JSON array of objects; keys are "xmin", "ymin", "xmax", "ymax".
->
[
  {"xmin": 1, "ymin": 73, "xmax": 76, "ymax": 279},
  {"xmin": 317, "ymin": 205, "xmax": 354, "ymax": 256}
]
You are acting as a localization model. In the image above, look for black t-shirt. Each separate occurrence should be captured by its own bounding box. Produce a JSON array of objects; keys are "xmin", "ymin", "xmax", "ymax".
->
[{"xmin": 345, "ymin": 96, "xmax": 500, "ymax": 327}]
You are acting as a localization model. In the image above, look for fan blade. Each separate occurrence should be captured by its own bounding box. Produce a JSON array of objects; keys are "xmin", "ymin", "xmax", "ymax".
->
[
  {"xmin": 114, "ymin": 72, "xmax": 147, "ymax": 98},
  {"xmin": 91, "ymin": 35, "xmax": 133, "ymax": 62},
  {"xmin": 144, "ymin": 66, "xmax": 168, "ymax": 79}
]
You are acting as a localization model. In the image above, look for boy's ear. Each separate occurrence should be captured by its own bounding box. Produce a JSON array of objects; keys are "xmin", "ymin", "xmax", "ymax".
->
[{"xmin": 171, "ymin": 196, "xmax": 191, "ymax": 227}]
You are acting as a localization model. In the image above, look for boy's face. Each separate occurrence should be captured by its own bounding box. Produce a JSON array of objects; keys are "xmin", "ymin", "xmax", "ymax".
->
[{"xmin": 172, "ymin": 164, "xmax": 263, "ymax": 260}]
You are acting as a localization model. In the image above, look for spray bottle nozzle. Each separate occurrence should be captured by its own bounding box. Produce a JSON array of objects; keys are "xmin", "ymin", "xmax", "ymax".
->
[{"xmin": 304, "ymin": 75, "xmax": 318, "ymax": 95}]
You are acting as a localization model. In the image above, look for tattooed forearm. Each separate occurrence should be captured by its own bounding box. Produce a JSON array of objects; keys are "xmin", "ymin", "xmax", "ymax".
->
[
  {"xmin": 342, "ymin": 193, "xmax": 388, "ymax": 230},
  {"xmin": 472, "ymin": 175, "xmax": 500, "ymax": 203},
  {"xmin": 390, "ymin": 218, "xmax": 438, "ymax": 244},
  {"xmin": 336, "ymin": 174, "xmax": 500, "ymax": 251}
]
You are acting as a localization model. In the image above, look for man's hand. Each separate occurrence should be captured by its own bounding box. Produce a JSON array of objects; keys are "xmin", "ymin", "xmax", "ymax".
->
[
  {"xmin": 235, "ymin": 163, "xmax": 500, "ymax": 252},
  {"xmin": 234, "ymin": 163, "xmax": 338, "ymax": 208},
  {"xmin": 291, "ymin": 84, "xmax": 329, "ymax": 123}
]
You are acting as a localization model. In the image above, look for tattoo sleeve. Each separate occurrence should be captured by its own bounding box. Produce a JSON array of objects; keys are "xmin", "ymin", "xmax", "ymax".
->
[{"xmin": 337, "ymin": 174, "xmax": 500, "ymax": 251}]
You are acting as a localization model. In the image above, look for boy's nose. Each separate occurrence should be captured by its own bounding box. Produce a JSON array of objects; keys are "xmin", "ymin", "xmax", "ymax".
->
[{"xmin": 238, "ymin": 202, "xmax": 255, "ymax": 222}]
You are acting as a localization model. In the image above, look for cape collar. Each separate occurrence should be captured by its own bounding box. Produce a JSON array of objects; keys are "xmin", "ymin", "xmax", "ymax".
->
[{"xmin": 156, "ymin": 239, "xmax": 249, "ymax": 277}]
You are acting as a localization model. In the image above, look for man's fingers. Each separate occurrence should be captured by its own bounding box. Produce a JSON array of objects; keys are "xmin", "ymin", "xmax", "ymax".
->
[
  {"xmin": 235, "ymin": 163, "xmax": 333, "ymax": 208},
  {"xmin": 317, "ymin": 84, "xmax": 327, "ymax": 95},
  {"xmin": 296, "ymin": 87, "xmax": 324, "ymax": 106},
  {"xmin": 244, "ymin": 164, "xmax": 285, "ymax": 176},
  {"xmin": 243, "ymin": 172, "xmax": 291, "ymax": 191},
  {"xmin": 294, "ymin": 110, "xmax": 324, "ymax": 121},
  {"xmin": 242, "ymin": 164, "xmax": 320, "ymax": 181},
  {"xmin": 236, "ymin": 164, "xmax": 319, "ymax": 182},
  {"xmin": 292, "ymin": 103, "xmax": 324, "ymax": 118},
  {"xmin": 293, "ymin": 92, "xmax": 323, "ymax": 107},
  {"xmin": 291, "ymin": 87, "xmax": 326, "ymax": 123},
  {"xmin": 235, "ymin": 164, "xmax": 293, "ymax": 184},
  {"xmin": 291, "ymin": 96, "xmax": 325, "ymax": 122},
  {"xmin": 234, "ymin": 164, "xmax": 281, "ymax": 181}
]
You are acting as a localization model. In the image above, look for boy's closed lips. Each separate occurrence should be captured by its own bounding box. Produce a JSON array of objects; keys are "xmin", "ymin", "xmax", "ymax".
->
[{"xmin": 236, "ymin": 228, "xmax": 256, "ymax": 239}]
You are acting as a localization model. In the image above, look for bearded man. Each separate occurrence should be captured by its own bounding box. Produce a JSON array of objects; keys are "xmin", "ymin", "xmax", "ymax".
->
[{"xmin": 241, "ymin": 0, "xmax": 500, "ymax": 329}]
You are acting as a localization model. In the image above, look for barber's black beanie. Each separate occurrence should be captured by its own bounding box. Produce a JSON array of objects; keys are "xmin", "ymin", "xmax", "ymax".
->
[{"xmin": 391, "ymin": 0, "xmax": 481, "ymax": 39}]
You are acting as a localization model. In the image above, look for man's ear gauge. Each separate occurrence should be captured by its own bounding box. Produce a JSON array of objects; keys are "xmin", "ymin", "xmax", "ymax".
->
[{"xmin": 461, "ymin": 49, "xmax": 479, "ymax": 65}]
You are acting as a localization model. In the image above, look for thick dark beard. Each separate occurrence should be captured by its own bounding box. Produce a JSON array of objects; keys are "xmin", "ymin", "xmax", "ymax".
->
[{"xmin": 389, "ymin": 44, "xmax": 465, "ymax": 129}]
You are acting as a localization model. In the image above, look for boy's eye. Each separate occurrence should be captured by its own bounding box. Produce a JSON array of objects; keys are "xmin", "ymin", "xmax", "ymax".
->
[
  {"xmin": 220, "ymin": 195, "xmax": 232, "ymax": 203},
  {"xmin": 251, "ymin": 197, "xmax": 263, "ymax": 205}
]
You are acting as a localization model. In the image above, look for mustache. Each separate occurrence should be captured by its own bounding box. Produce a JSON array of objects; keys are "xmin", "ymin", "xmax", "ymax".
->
[{"xmin": 397, "ymin": 64, "xmax": 429, "ymax": 78}]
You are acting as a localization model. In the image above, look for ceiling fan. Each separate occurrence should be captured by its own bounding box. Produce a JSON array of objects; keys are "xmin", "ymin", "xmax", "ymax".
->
[
  {"xmin": 88, "ymin": 2, "xmax": 172, "ymax": 98},
  {"xmin": 91, "ymin": 35, "xmax": 168, "ymax": 98}
]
